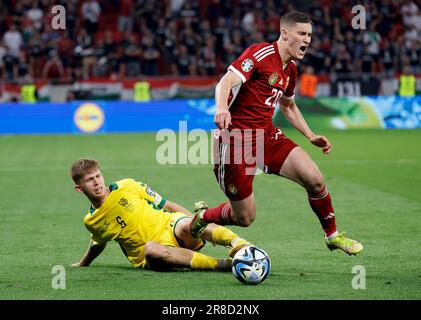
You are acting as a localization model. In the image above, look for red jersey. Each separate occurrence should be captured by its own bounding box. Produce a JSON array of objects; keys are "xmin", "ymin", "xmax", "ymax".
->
[{"xmin": 227, "ymin": 42, "xmax": 297, "ymax": 130}]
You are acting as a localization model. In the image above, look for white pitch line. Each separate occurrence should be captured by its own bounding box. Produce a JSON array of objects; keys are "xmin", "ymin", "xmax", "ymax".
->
[{"xmin": 0, "ymin": 159, "xmax": 419, "ymax": 173}]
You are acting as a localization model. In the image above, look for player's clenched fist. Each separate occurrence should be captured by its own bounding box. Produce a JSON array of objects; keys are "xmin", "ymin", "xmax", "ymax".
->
[{"xmin": 214, "ymin": 108, "xmax": 232, "ymax": 129}]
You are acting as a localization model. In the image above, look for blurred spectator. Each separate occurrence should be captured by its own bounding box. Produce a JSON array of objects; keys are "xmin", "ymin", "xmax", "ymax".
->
[
  {"xmin": 401, "ymin": 0, "xmax": 420, "ymax": 29},
  {"xmin": 363, "ymin": 22, "xmax": 381, "ymax": 59},
  {"xmin": 2, "ymin": 47, "xmax": 18, "ymax": 80},
  {"xmin": 75, "ymin": 28, "xmax": 93, "ymax": 59},
  {"xmin": 82, "ymin": 0, "xmax": 101, "ymax": 35},
  {"xmin": 42, "ymin": 50, "xmax": 65, "ymax": 81},
  {"xmin": 359, "ymin": 47, "xmax": 376, "ymax": 75},
  {"xmin": 2, "ymin": 24, "xmax": 23, "ymax": 58},
  {"xmin": 142, "ymin": 33, "xmax": 161, "ymax": 75},
  {"xmin": 26, "ymin": 1, "xmax": 44, "ymax": 31},
  {"xmin": 27, "ymin": 30, "xmax": 43, "ymax": 78},
  {"xmin": 57, "ymin": 30, "xmax": 75, "ymax": 73},
  {"xmin": 241, "ymin": 7, "xmax": 256, "ymax": 33},
  {"xmin": 17, "ymin": 50, "xmax": 32, "ymax": 83},
  {"xmin": 379, "ymin": 39, "xmax": 396, "ymax": 78},
  {"xmin": 0, "ymin": 41, "xmax": 6, "ymax": 78},
  {"xmin": 0, "ymin": 0, "xmax": 419, "ymax": 83},
  {"xmin": 172, "ymin": 44, "xmax": 197, "ymax": 75},
  {"xmin": 121, "ymin": 33, "xmax": 142, "ymax": 77},
  {"xmin": 179, "ymin": 26, "xmax": 198, "ymax": 55},
  {"xmin": 65, "ymin": 2, "xmax": 78, "ymax": 40},
  {"xmin": 406, "ymin": 40, "xmax": 421, "ymax": 74},
  {"xmin": 170, "ymin": 0, "xmax": 186, "ymax": 13},
  {"xmin": 304, "ymin": 38, "xmax": 330, "ymax": 75},
  {"xmin": 392, "ymin": 35, "xmax": 409, "ymax": 73},
  {"xmin": 299, "ymin": 66, "xmax": 318, "ymax": 98},
  {"xmin": 332, "ymin": 43, "xmax": 353, "ymax": 75},
  {"xmin": 118, "ymin": 0, "xmax": 134, "ymax": 33},
  {"xmin": 89, "ymin": 30, "xmax": 124, "ymax": 79},
  {"xmin": 198, "ymin": 36, "xmax": 216, "ymax": 75},
  {"xmin": 265, "ymin": 12, "xmax": 281, "ymax": 43},
  {"xmin": 399, "ymin": 64, "xmax": 416, "ymax": 97}
]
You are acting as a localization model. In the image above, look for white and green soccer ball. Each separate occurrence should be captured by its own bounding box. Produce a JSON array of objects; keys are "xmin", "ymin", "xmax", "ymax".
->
[{"xmin": 231, "ymin": 246, "xmax": 271, "ymax": 285}]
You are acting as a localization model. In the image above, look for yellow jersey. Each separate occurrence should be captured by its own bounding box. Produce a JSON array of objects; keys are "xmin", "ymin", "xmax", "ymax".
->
[{"xmin": 83, "ymin": 178, "xmax": 188, "ymax": 268}]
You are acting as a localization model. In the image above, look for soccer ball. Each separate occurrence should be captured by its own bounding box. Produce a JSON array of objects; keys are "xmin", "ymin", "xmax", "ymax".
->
[{"xmin": 231, "ymin": 246, "xmax": 271, "ymax": 285}]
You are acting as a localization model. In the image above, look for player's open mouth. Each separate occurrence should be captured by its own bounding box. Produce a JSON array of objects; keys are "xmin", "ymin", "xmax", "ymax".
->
[{"xmin": 299, "ymin": 45, "xmax": 307, "ymax": 53}]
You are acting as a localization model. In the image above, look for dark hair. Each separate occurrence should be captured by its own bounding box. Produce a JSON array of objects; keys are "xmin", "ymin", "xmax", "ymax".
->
[
  {"xmin": 280, "ymin": 11, "xmax": 313, "ymax": 27},
  {"xmin": 70, "ymin": 158, "xmax": 100, "ymax": 183}
]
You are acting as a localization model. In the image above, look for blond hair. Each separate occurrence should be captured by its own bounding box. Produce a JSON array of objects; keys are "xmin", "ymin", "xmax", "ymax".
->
[{"xmin": 69, "ymin": 158, "xmax": 100, "ymax": 183}]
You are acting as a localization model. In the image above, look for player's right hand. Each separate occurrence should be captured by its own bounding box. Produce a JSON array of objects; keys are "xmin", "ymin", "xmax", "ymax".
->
[
  {"xmin": 214, "ymin": 108, "xmax": 232, "ymax": 129},
  {"xmin": 70, "ymin": 262, "xmax": 81, "ymax": 267}
]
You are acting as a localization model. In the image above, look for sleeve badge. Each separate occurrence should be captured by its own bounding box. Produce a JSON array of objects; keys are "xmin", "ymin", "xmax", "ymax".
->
[
  {"xmin": 146, "ymin": 187, "xmax": 156, "ymax": 196},
  {"xmin": 241, "ymin": 58, "xmax": 254, "ymax": 72}
]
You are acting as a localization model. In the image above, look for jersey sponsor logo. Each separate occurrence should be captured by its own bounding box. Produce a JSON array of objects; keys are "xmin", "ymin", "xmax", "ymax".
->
[
  {"xmin": 241, "ymin": 58, "xmax": 254, "ymax": 72},
  {"xmin": 118, "ymin": 197, "xmax": 129, "ymax": 208},
  {"xmin": 268, "ymin": 72, "xmax": 278, "ymax": 85},
  {"xmin": 146, "ymin": 187, "xmax": 155, "ymax": 196},
  {"xmin": 227, "ymin": 184, "xmax": 237, "ymax": 195},
  {"xmin": 118, "ymin": 197, "xmax": 135, "ymax": 213}
]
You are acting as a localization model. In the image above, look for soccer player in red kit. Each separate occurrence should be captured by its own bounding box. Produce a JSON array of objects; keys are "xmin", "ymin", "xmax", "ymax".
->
[{"xmin": 190, "ymin": 11, "xmax": 363, "ymax": 256}]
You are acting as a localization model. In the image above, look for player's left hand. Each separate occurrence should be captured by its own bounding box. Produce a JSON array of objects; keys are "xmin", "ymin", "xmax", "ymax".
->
[{"xmin": 309, "ymin": 135, "xmax": 332, "ymax": 154}]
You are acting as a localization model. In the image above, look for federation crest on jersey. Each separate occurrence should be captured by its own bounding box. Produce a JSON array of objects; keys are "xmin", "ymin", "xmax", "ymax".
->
[
  {"xmin": 241, "ymin": 59, "xmax": 254, "ymax": 72},
  {"xmin": 228, "ymin": 184, "xmax": 238, "ymax": 195},
  {"xmin": 268, "ymin": 72, "xmax": 278, "ymax": 85}
]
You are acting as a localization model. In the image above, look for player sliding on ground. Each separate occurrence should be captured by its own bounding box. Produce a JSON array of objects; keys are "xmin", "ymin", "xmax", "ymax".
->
[
  {"xmin": 70, "ymin": 158, "xmax": 250, "ymax": 270},
  {"xmin": 190, "ymin": 11, "xmax": 363, "ymax": 256}
]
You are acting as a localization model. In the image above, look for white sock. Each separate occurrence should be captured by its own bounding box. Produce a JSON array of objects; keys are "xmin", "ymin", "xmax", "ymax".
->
[
  {"xmin": 231, "ymin": 237, "xmax": 247, "ymax": 247},
  {"xmin": 326, "ymin": 231, "xmax": 339, "ymax": 240}
]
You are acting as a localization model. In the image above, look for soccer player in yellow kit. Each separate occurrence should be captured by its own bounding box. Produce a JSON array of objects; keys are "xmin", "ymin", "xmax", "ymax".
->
[{"xmin": 70, "ymin": 158, "xmax": 250, "ymax": 270}]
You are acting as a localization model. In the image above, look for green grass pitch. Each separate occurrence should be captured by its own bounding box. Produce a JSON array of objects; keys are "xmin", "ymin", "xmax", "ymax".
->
[{"xmin": 0, "ymin": 129, "xmax": 420, "ymax": 300}]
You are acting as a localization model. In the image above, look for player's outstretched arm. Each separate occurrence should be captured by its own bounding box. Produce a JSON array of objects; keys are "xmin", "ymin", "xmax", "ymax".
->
[
  {"xmin": 71, "ymin": 240, "xmax": 107, "ymax": 267},
  {"xmin": 214, "ymin": 71, "xmax": 242, "ymax": 129},
  {"xmin": 163, "ymin": 200, "xmax": 193, "ymax": 217},
  {"xmin": 279, "ymin": 97, "xmax": 332, "ymax": 154}
]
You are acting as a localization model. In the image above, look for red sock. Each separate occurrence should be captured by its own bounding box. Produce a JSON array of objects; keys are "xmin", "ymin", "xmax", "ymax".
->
[
  {"xmin": 202, "ymin": 202, "xmax": 234, "ymax": 225},
  {"xmin": 308, "ymin": 186, "xmax": 337, "ymax": 237}
]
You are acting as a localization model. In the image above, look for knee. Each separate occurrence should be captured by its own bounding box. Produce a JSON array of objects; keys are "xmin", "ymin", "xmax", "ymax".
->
[
  {"xmin": 144, "ymin": 242, "xmax": 172, "ymax": 271},
  {"xmin": 304, "ymin": 172, "xmax": 325, "ymax": 194},
  {"xmin": 233, "ymin": 209, "xmax": 256, "ymax": 227}
]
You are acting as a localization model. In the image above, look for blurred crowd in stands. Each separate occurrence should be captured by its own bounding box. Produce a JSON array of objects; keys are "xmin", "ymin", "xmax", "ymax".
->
[{"xmin": 0, "ymin": 0, "xmax": 420, "ymax": 83}]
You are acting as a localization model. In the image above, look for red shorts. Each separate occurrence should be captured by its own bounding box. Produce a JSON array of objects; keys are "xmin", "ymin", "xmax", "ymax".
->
[{"xmin": 213, "ymin": 127, "xmax": 297, "ymax": 201}]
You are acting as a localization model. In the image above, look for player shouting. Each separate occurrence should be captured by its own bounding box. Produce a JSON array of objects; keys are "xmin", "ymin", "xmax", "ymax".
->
[{"xmin": 190, "ymin": 11, "xmax": 363, "ymax": 256}]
